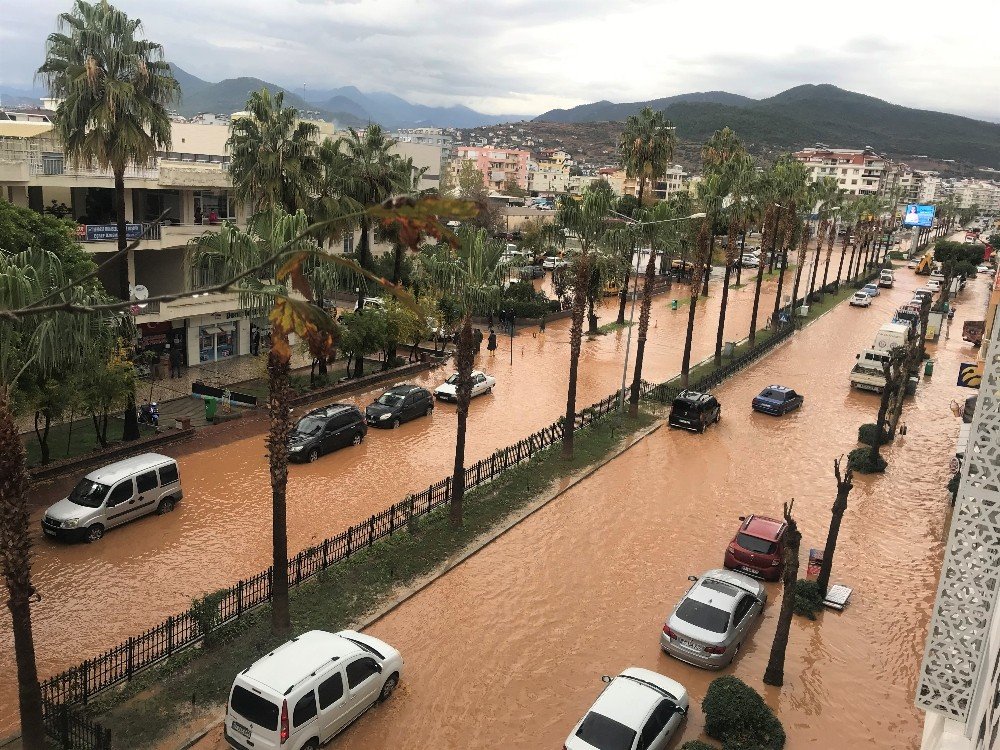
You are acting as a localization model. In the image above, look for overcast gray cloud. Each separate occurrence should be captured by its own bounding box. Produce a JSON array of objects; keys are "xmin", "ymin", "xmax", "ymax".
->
[{"xmin": 1, "ymin": 0, "xmax": 998, "ymax": 120}]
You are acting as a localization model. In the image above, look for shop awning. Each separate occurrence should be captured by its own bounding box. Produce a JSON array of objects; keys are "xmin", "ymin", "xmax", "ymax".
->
[
  {"xmin": 202, "ymin": 326, "xmax": 223, "ymax": 335},
  {"xmin": 219, "ymin": 323, "xmax": 236, "ymax": 332}
]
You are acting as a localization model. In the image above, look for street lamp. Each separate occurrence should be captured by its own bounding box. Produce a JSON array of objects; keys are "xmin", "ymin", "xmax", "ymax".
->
[{"xmin": 616, "ymin": 211, "xmax": 706, "ymax": 409}]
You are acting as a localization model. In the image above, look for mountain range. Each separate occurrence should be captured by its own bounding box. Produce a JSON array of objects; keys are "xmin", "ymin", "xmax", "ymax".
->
[
  {"xmin": 536, "ymin": 85, "xmax": 1000, "ymax": 168},
  {"xmin": 167, "ymin": 65, "xmax": 529, "ymax": 129}
]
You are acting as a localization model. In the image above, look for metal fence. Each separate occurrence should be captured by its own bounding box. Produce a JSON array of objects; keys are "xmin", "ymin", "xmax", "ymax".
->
[{"xmin": 42, "ymin": 701, "xmax": 112, "ymax": 750}]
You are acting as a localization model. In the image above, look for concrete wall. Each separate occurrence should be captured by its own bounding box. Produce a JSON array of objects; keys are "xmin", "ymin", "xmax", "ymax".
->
[{"xmin": 135, "ymin": 246, "xmax": 187, "ymax": 297}]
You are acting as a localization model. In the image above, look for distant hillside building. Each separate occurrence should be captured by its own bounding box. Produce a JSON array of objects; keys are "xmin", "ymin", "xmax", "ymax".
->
[
  {"xmin": 953, "ymin": 179, "xmax": 1000, "ymax": 212},
  {"xmin": 793, "ymin": 146, "xmax": 887, "ymax": 196},
  {"xmin": 452, "ymin": 146, "xmax": 530, "ymax": 191},
  {"xmin": 393, "ymin": 127, "xmax": 453, "ymax": 162}
]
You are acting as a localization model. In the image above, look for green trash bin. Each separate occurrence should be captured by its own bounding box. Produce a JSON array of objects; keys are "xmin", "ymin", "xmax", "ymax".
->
[
  {"xmin": 205, "ymin": 396, "xmax": 219, "ymax": 421},
  {"xmin": 671, "ymin": 299, "xmax": 678, "ymax": 310},
  {"xmin": 924, "ymin": 359, "xmax": 934, "ymax": 377}
]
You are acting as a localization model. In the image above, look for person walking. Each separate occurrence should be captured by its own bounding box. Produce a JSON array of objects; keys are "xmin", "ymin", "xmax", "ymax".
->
[
  {"xmin": 487, "ymin": 329, "xmax": 498, "ymax": 354},
  {"xmin": 169, "ymin": 344, "xmax": 182, "ymax": 379},
  {"xmin": 539, "ymin": 311, "xmax": 547, "ymax": 332},
  {"xmin": 474, "ymin": 328, "xmax": 484, "ymax": 354}
]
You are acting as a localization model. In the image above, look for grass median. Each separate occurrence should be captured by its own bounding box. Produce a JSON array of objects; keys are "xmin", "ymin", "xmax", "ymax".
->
[{"xmin": 84, "ymin": 408, "xmax": 657, "ymax": 748}]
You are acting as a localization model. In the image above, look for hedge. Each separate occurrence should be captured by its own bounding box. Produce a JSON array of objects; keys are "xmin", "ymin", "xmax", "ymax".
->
[{"xmin": 702, "ymin": 675, "xmax": 786, "ymax": 750}]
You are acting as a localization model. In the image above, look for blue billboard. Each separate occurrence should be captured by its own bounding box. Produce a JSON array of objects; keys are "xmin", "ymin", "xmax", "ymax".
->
[
  {"xmin": 902, "ymin": 204, "xmax": 935, "ymax": 228},
  {"xmin": 78, "ymin": 223, "xmax": 145, "ymax": 242}
]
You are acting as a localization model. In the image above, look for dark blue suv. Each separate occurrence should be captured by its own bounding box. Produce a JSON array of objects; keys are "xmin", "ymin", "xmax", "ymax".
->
[{"xmin": 752, "ymin": 385, "xmax": 804, "ymax": 416}]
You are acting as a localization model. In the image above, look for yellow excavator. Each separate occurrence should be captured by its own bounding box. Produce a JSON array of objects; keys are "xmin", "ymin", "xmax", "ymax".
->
[{"xmin": 915, "ymin": 250, "xmax": 934, "ymax": 275}]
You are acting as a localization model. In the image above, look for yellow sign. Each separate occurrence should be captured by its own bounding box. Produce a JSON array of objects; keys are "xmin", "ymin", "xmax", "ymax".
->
[{"xmin": 957, "ymin": 362, "xmax": 982, "ymax": 388}]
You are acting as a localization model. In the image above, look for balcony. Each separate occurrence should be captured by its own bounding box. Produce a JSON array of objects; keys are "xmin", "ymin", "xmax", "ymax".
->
[
  {"xmin": 30, "ymin": 153, "xmax": 159, "ymax": 181},
  {"xmin": 75, "ymin": 221, "xmax": 238, "ymax": 253}
]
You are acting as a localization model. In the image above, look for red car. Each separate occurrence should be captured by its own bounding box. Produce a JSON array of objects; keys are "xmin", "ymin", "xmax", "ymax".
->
[{"xmin": 724, "ymin": 515, "xmax": 787, "ymax": 581}]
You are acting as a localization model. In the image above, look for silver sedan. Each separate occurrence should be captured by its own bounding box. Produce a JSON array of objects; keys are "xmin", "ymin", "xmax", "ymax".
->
[{"xmin": 660, "ymin": 568, "xmax": 766, "ymax": 669}]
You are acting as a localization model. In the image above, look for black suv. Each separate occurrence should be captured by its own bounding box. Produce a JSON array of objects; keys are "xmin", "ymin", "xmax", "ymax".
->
[
  {"xmin": 365, "ymin": 384, "xmax": 433, "ymax": 428},
  {"xmin": 668, "ymin": 390, "xmax": 721, "ymax": 432},
  {"xmin": 287, "ymin": 404, "xmax": 366, "ymax": 462}
]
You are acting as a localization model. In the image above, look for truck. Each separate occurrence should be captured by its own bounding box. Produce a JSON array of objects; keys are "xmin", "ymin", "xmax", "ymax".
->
[
  {"xmin": 850, "ymin": 349, "xmax": 891, "ymax": 393},
  {"xmin": 872, "ymin": 322, "xmax": 911, "ymax": 353},
  {"xmin": 963, "ymin": 320, "xmax": 985, "ymax": 346}
]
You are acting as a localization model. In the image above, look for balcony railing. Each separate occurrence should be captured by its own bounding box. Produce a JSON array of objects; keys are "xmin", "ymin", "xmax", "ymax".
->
[{"xmin": 30, "ymin": 153, "xmax": 159, "ymax": 180}]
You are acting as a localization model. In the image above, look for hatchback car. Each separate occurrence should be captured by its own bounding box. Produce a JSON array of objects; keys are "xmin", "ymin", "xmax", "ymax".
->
[
  {"xmin": 434, "ymin": 370, "xmax": 496, "ymax": 402},
  {"xmin": 365, "ymin": 384, "xmax": 433, "ymax": 428},
  {"xmin": 723, "ymin": 515, "xmax": 787, "ymax": 581},
  {"xmin": 565, "ymin": 668, "xmax": 688, "ymax": 750},
  {"xmin": 751, "ymin": 385, "xmax": 803, "ymax": 416},
  {"xmin": 287, "ymin": 404, "xmax": 366, "ymax": 462},
  {"xmin": 849, "ymin": 292, "xmax": 872, "ymax": 307},
  {"xmin": 660, "ymin": 569, "xmax": 766, "ymax": 669},
  {"xmin": 668, "ymin": 390, "xmax": 721, "ymax": 433},
  {"xmin": 926, "ymin": 279, "xmax": 941, "ymax": 292},
  {"xmin": 740, "ymin": 255, "xmax": 759, "ymax": 268},
  {"xmin": 861, "ymin": 283, "xmax": 880, "ymax": 297}
]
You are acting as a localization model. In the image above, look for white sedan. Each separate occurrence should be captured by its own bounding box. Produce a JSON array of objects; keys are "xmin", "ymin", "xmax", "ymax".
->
[
  {"xmin": 978, "ymin": 265, "xmax": 994, "ymax": 274},
  {"xmin": 565, "ymin": 668, "xmax": 688, "ymax": 750},
  {"xmin": 926, "ymin": 279, "xmax": 941, "ymax": 292},
  {"xmin": 542, "ymin": 256, "xmax": 569, "ymax": 270},
  {"xmin": 850, "ymin": 292, "xmax": 872, "ymax": 307},
  {"xmin": 434, "ymin": 370, "xmax": 496, "ymax": 402}
]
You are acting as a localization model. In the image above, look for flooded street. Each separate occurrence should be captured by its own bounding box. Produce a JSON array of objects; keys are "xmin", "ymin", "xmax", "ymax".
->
[
  {"xmin": 193, "ymin": 262, "xmax": 984, "ymax": 750},
  {"xmin": 0, "ymin": 254, "xmax": 964, "ymax": 747}
]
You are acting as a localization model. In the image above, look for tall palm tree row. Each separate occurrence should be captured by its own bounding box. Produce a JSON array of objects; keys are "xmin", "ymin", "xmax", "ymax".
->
[
  {"xmin": 747, "ymin": 172, "xmax": 777, "ymax": 346},
  {"xmin": 806, "ymin": 178, "xmax": 841, "ymax": 300},
  {"xmin": 616, "ymin": 107, "xmax": 677, "ymax": 324},
  {"xmin": 38, "ymin": 0, "xmax": 180, "ymax": 444},
  {"xmin": 680, "ymin": 174, "xmax": 723, "ymax": 387}
]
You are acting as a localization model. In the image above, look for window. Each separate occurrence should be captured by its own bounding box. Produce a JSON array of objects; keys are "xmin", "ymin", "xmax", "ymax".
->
[
  {"xmin": 230, "ymin": 686, "xmax": 279, "ymax": 730},
  {"xmin": 676, "ymin": 599, "xmax": 730, "ymax": 633},
  {"xmin": 736, "ymin": 533, "xmax": 777, "ymax": 554},
  {"xmin": 574, "ymin": 711, "xmax": 636, "ymax": 750},
  {"xmin": 346, "ymin": 658, "xmax": 380, "ymax": 689},
  {"xmin": 107, "ymin": 480, "xmax": 134, "ymax": 507},
  {"xmin": 734, "ymin": 596, "xmax": 755, "ymax": 623},
  {"xmin": 136, "ymin": 470, "xmax": 158, "ymax": 493},
  {"xmin": 637, "ymin": 701, "xmax": 675, "ymax": 750},
  {"xmin": 159, "ymin": 464, "xmax": 179, "ymax": 486},
  {"xmin": 851, "ymin": 180, "xmax": 858, "ymax": 185},
  {"xmin": 318, "ymin": 673, "xmax": 344, "ymax": 709},
  {"xmin": 292, "ymin": 690, "xmax": 317, "ymax": 726}
]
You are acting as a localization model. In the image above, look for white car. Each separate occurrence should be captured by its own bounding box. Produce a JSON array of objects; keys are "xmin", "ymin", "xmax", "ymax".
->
[
  {"xmin": 740, "ymin": 255, "xmax": 760, "ymax": 268},
  {"xmin": 978, "ymin": 265, "xmax": 994, "ymax": 274},
  {"xmin": 565, "ymin": 668, "xmax": 688, "ymax": 750},
  {"xmin": 926, "ymin": 279, "xmax": 941, "ymax": 292},
  {"xmin": 434, "ymin": 370, "xmax": 496, "ymax": 402},
  {"xmin": 849, "ymin": 292, "xmax": 872, "ymax": 307},
  {"xmin": 542, "ymin": 256, "xmax": 569, "ymax": 270}
]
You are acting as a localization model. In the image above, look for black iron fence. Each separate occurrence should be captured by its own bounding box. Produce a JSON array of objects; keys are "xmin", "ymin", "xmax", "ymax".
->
[{"xmin": 42, "ymin": 701, "xmax": 111, "ymax": 750}]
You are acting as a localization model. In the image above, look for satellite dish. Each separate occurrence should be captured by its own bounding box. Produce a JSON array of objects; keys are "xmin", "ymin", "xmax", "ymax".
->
[{"xmin": 132, "ymin": 285, "xmax": 149, "ymax": 301}]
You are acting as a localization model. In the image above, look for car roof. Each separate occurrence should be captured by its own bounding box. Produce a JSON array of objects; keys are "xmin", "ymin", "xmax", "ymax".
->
[
  {"xmin": 303, "ymin": 403, "xmax": 357, "ymax": 419},
  {"xmin": 84, "ymin": 453, "xmax": 174, "ymax": 485},
  {"xmin": 690, "ymin": 569, "xmax": 763, "ymax": 606},
  {"xmin": 238, "ymin": 630, "xmax": 362, "ymax": 696},
  {"xmin": 383, "ymin": 383, "xmax": 426, "ymax": 396},
  {"xmin": 742, "ymin": 515, "xmax": 785, "ymax": 541},
  {"xmin": 675, "ymin": 389, "xmax": 714, "ymax": 405},
  {"xmin": 762, "ymin": 384, "xmax": 792, "ymax": 393},
  {"xmin": 589, "ymin": 674, "xmax": 660, "ymax": 730}
]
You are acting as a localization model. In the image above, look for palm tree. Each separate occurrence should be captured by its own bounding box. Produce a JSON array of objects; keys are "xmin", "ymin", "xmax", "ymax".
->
[
  {"xmin": 713, "ymin": 153, "xmax": 754, "ymax": 366},
  {"xmin": 228, "ymin": 88, "xmax": 321, "ymax": 214},
  {"xmin": 807, "ymin": 178, "xmax": 840, "ymax": 300},
  {"xmin": 558, "ymin": 181, "xmax": 615, "ymax": 456},
  {"xmin": 768, "ymin": 157, "xmax": 810, "ymax": 327},
  {"xmin": 817, "ymin": 457, "xmax": 853, "ymax": 596},
  {"xmin": 38, "ymin": 0, "xmax": 179, "ymax": 443},
  {"xmin": 747, "ymin": 170, "xmax": 777, "ymax": 346},
  {"xmin": 835, "ymin": 199, "xmax": 859, "ymax": 288},
  {"xmin": 616, "ymin": 107, "xmax": 677, "ymax": 324},
  {"xmin": 763, "ymin": 499, "xmax": 801, "ymax": 686},
  {"xmin": 681, "ymin": 174, "xmax": 722, "ymax": 386},
  {"xmin": 419, "ymin": 230, "xmax": 503, "ymax": 526}
]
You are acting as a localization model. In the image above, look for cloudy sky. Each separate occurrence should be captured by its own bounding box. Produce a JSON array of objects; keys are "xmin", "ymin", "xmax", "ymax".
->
[{"xmin": 2, "ymin": 0, "xmax": 999, "ymax": 120}]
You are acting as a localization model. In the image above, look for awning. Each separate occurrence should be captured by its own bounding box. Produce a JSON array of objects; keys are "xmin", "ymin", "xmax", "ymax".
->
[
  {"xmin": 201, "ymin": 325, "xmax": 223, "ymax": 335},
  {"xmin": 218, "ymin": 323, "xmax": 236, "ymax": 332}
]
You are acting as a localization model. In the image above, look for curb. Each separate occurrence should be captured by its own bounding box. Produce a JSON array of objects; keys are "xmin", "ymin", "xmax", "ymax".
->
[{"xmin": 164, "ymin": 419, "xmax": 665, "ymax": 750}]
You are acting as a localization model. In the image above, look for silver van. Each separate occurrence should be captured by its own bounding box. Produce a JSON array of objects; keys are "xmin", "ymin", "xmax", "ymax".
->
[{"xmin": 41, "ymin": 453, "xmax": 182, "ymax": 543}]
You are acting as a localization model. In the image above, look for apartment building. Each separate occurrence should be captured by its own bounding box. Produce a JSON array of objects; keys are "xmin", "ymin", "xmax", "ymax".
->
[
  {"xmin": 953, "ymin": 179, "xmax": 1000, "ymax": 212},
  {"xmin": 452, "ymin": 146, "xmax": 530, "ymax": 191},
  {"xmin": 591, "ymin": 165, "xmax": 686, "ymax": 201},
  {"xmin": 393, "ymin": 126, "xmax": 453, "ymax": 164},
  {"xmin": 0, "ymin": 112, "xmax": 441, "ymax": 369},
  {"xmin": 793, "ymin": 146, "xmax": 886, "ymax": 196},
  {"xmin": 916, "ymin": 171, "xmax": 943, "ymax": 203}
]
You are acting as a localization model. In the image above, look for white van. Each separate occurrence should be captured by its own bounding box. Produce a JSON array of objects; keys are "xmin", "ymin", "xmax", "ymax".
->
[
  {"xmin": 872, "ymin": 322, "xmax": 910, "ymax": 353},
  {"xmin": 41, "ymin": 453, "xmax": 182, "ymax": 543},
  {"xmin": 225, "ymin": 630, "xmax": 403, "ymax": 750}
]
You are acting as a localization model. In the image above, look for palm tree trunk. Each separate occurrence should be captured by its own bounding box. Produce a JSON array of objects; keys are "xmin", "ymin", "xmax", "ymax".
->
[
  {"xmin": 450, "ymin": 317, "xmax": 475, "ymax": 526},
  {"xmin": 763, "ymin": 502, "xmax": 801, "ymax": 687},
  {"xmin": 357, "ymin": 217, "xmax": 373, "ymax": 270},
  {"xmin": 267, "ymin": 347, "xmax": 292, "ymax": 635},
  {"xmin": 0, "ymin": 396, "xmax": 46, "ymax": 750},
  {"xmin": 808, "ymin": 234, "xmax": 823, "ymax": 300},
  {"xmin": 680, "ymin": 278, "xmax": 700, "ymax": 388},
  {"xmin": 115, "ymin": 168, "xmax": 141, "ymax": 443},
  {"xmin": 563, "ymin": 256, "xmax": 589, "ymax": 458},
  {"xmin": 629, "ymin": 249, "xmax": 657, "ymax": 416},
  {"xmin": 817, "ymin": 459, "xmax": 852, "ymax": 596},
  {"xmin": 392, "ymin": 243, "xmax": 404, "ymax": 285},
  {"xmin": 702, "ymin": 233, "xmax": 714, "ymax": 297},
  {"xmin": 714, "ymin": 263, "xmax": 733, "ymax": 366},
  {"xmin": 748, "ymin": 257, "xmax": 767, "ymax": 346},
  {"xmin": 587, "ymin": 294, "xmax": 599, "ymax": 335},
  {"xmin": 617, "ymin": 179, "xmax": 646, "ymax": 324},
  {"xmin": 771, "ymin": 244, "xmax": 790, "ymax": 327},
  {"xmin": 33, "ymin": 411, "xmax": 51, "ymax": 467},
  {"xmin": 734, "ymin": 229, "xmax": 747, "ymax": 286}
]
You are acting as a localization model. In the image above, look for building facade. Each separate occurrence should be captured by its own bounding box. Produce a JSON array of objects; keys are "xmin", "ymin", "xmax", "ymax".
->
[
  {"xmin": 793, "ymin": 146, "xmax": 887, "ymax": 196},
  {"xmin": 452, "ymin": 146, "xmax": 530, "ymax": 191}
]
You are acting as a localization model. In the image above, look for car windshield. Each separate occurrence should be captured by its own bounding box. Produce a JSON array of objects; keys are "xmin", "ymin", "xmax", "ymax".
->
[
  {"xmin": 376, "ymin": 393, "xmax": 405, "ymax": 407},
  {"xmin": 737, "ymin": 533, "xmax": 776, "ymax": 554},
  {"xmin": 676, "ymin": 598, "xmax": 731, "ymax": 633},
  {"xmin": 759, "ymin": 390, "xmax": 781, "ymax": 400},
  {"xmin": 574, "ymin": 711, "xmax": 637, "ymax": 750},
  {"xmin": 293, "ymin": 416, "xmax": 326, "ymax": 436},
  {"xmin": 445, "ymin": 374, "xmax": 459, "ymax": 385},
  {"xmin": 68, "ymin": 479, "xmax": 110, "ymax": 508},
  {"xmin": 672, "ymin": 401, "xmax": 699, "ymax": 417},
  {"xmin": 230, "ymin": 685, "xmax": 279, "ymax": 730}
]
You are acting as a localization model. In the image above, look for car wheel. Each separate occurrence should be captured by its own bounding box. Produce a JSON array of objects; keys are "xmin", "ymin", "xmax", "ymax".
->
[
  {"xmin": 425, "ymin": 405, "xmax": 433, "ymax": 417},
  {"xmin": 307, "ymin": 448, "xmax": 319, "ymax": 462},
  {"xmin": 301, "ymin": 742, "xmax": 318, "ymax": 750},
  {"xmin": 157, "ymin": 497, "xmax": 175, "ymax": 515},
  {"xmin": 86, "ymin": 524, "xmax": 104, "ymax": 543},
  {"xmin": 391, "ymin": 418, "xmax": 400, "ymax": 429},
  {"xmin": 352, "ymin": 432, "xmax": 363, "ymax": 446},
  {"xmin": 379, "ymin": 673, "xmax": 399, "ymax": 702},
  {"xmin": 715, "ymin": 411, "xmax": 721, "ymax": 424},
  {"xmin": 486, "ymin": 386, "xmax": 493, "ymax": 394}
]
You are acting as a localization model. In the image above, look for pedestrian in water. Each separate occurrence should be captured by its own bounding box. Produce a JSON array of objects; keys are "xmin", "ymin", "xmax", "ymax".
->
[
  {"xmin": 539, "ymin": 311, "xmax": 547, "ymax": 332},
  {"xmin": 474, "ymin": 328, "xmax": 483, "ymax": 353},
  {"xmin": 487, "ymin": 329, "xmax": 497, "ymax": 354}
]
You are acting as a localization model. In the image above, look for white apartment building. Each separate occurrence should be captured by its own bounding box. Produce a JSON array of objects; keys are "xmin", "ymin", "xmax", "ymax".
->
[
  {"xmin": 916, "ymin": 302, "xmax": 1000, "ymax": 750},
  {"xmin": 393, "ymin": 127, "xmax": 452, "ymax": 164},
  {"xmin": 0, "ymin": 113, "xmax": 441, "ymax": 369},
  {"xmin": 953, "ymin": 180, "xmax": 1000, "ymax": 212},
  {"xmin": 917, "ymin": 171, "xmax": 943, "ymax": 203},
  {"xmin": 793, "ymin": 146, "xmax": 886, "ymax": 196}
]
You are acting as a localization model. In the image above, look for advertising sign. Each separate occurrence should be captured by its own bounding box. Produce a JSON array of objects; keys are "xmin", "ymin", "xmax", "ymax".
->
[
  {"xmin": 957, "ymin": 362, "xmax": 982, "ymax": 389},
  {"xmin": 902, "ymin": 204, "xmax": 935, "ymax": 228},
  {"xmin": 77, "ymin": 223, "xmax": 145, "ymax": 242}
]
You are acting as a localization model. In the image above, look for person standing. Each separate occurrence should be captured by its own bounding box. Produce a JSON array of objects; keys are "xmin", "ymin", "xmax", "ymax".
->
[
  {"xmin": 169, "ymin": 344, "xmax": 182, "ymax": 379},
  {"xmin": 474, "ymin": 328, "xmax": 484, "ymax": 354},
  {"xmin": 487, "ymin": 329, "xmax": 498, "ymax": 354},
  {"xmin": 539, "ymin": 311, "xmax": 547, "ymax": 332}
]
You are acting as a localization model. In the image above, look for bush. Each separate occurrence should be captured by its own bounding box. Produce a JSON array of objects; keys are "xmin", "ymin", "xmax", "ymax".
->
[
  {"xmin": 702, "ymin": 675, "xmax": 786, "ymax": 750},
  {"xmin": 504, "ymin": 298, "xmax": 561, "ymax": 319},
  {"xmin": 681, "ymin": 742, "xmax": 719, "ymax": 750},
  {"xmin": 847, "ymin": 446, "xmax": 887, "ymax": 474},
  {"xmin": 793, "ymin": 579, "xmax": 824, "ymax": 620},
  {"xmin": 857, "ymin": 422, "xmax": 889, "ymax": 446},
  {"xmin": 503, "ymin": 280, "xmax": 539, "ymax": 302}
]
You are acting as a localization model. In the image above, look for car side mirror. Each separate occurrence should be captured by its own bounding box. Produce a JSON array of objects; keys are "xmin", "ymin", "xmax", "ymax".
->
[
  {"xmin": 674, "ymin": 705, "xmax": 687, "ymax": 716},
  {"xmin": 738, "ymin": 515, "xmax": 746, "ymax": 521},
  {"xmin": 375, "ymin": 662, "xmax": 383, "ymax": 674},
  {"xmin": 601, "ymin": 675, "xmax": 613, "ymax": 684},
  {"xmin": 687, "ymin": 575, "xmax": 698, "ymax": 582}
]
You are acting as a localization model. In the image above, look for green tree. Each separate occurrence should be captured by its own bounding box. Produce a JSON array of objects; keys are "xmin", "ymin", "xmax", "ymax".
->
[
  {"xmin": 680, "ymin": 174, "xmax": 723, "ymax": 386},
  {"xmin": 338, "ymin": 309, "xmax": 386, "ymax": 378},
  {"xmin": 747, "ymin": 168, "xmax": 776, "ymax": 345},
  {"xmin": 817, "ymin": 457, "xmax": 853, "ymax": 596},
  {"xmin": 806, "ymin": 177, "xmax": 841, "ymax": 300},
  {"xmin": 933, "ymin": 240, "xmax": 984, "ymax": 309}
]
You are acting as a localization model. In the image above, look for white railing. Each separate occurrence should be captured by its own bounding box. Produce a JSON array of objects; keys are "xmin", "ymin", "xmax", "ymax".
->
[{"xmin": 28, "ymin": 154, "xmax": 159, "ymax": 180}]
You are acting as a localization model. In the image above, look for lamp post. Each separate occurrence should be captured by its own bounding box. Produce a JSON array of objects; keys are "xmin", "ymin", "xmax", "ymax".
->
[{"xmin": 612, "ymin": 211, "xmax": 706, "ymax": 409}]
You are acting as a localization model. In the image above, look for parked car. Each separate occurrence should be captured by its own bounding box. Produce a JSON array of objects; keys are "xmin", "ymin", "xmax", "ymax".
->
[
  {"xmin": 978, "ymin": 265, "xmax": 994, "ymax": 274},
  {"xmin": 564, "ymin": 668, "xmax": 688, "ymax": 750},
  {"xmin": 542, "ymin": 255, "xmax": 568, "ymax": 270},
  {"xmin": 879, "ymin": 270, "xmax": 894, "ymax": 288},
  {"xmin": 926, "ymin": 279, "xmax": 941, "ymax": 292},
  {"xmin": 739, "ymin": 255, "xmax": 759, "ymax": 269},
  {"xmin": 861, "ymin": 283, "xmax": 880, "ymax": 297},
  {"xmin": 849, "ymin": 292, "xmax": 872, "ymax": 307},
  {"xmin": 41, "ymin": 453, "xmax": 182, "ymax": 543},
  {"xmin": 224, "ymin": 630, "xmax": 403, "ymax": 750},
  {"xmin": 723, "ymin": 514, "xmax": 788, "ymax": 581},
  {"xmin": 751, "ymin": 385, "xmax": 803, "ymax": 415},
  {"xmin": 287, "ymin": 404, "xmax": 366, "ymax": 462},
  {"xmin": 907, "ymin": 259, "xmax": 918, "ymax": 269},
  {"xmin": 660, "ymin": 569, "xmax": 767, "ymax": 669},
  {"xmin": 353, "ymin": 297, "xmax": 386, "ymax": 312},
  {"xmin": 668, "ymin": 390, "xmax": 721, "ymax": 432},
  {"xmin": 365, "ymin": 384, "xmax": 433, "ymax": 428},
  {"xmin": 434, "ymin": 370, "xmax": 496, "ymax": 402}
]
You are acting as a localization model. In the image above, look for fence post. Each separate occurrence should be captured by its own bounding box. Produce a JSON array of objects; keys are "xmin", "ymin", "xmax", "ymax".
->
[
  {"xmin": 445, "ymin": 476, "xmax": 451, "ymax": 504},
  {"xmin": 295, "ymin": 552, "xmax": 302, "ymax": 584},
  {"xmin": 407, "ymin": 494, "xmax": 417, "ymax": 534},
  {"xmin": 236, "ymin": 580, "xmax": 244, "ymax": 618},
  {"xmin": 368, "ymin": 515, "xmax": 376, "ymax": 546},
  {"xmin": 166, "ymin": 615, "xmax": 175, "ymax": 656},
  {"xmin": 322, "ymin": 539, "xmax": 329, "ymax": 569},
  {"xmin": 81, "ymin": 659, "xmax": 90, "ymax": 705},
  {"xmin": 346, "ymin": 526, "xmax": 354, "ymax": 556},
  {"xmin": 59, "ymin": 704, "xmax": 70, "ymax": 750}
]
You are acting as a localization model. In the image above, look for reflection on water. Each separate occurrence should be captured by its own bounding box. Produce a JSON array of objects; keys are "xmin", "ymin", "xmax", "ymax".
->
[{"xmin": 1, "ymin": 256, "xmax": 974, "ymax": 748}]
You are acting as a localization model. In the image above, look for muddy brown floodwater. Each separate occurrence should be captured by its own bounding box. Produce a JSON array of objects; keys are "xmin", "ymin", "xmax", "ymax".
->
[{"xmin": 185, "ymin": 262, "xmax": 985, "ymax": 750}]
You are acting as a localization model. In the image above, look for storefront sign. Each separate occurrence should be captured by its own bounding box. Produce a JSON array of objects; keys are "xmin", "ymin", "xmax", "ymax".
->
[
  {"xmin": 957, "ymin": 363, "xmax": 982, "ymax": 389},
  {"xmin": 78, "ymin": 223, "xmax": 145, "ymax": 242}
]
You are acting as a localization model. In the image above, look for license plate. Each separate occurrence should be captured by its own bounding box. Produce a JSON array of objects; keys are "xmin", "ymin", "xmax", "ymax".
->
[
  {"xmin": 43, "ymin": 529, "xmax": 56, "ymax": 537},
  {"xmin": 231, "ymin": 721, "xmax": 251, "ymax": 739},
  {"xmin": 739, "ymin": 565, "xmax": 758, "ymax": 575},
  {"xmin": 676, "ymin": 637, "xmax": 698, "ymax": 650},
  {"xmin": 855, "ymin": 382, "xmax": 881, "ymax": 393}
]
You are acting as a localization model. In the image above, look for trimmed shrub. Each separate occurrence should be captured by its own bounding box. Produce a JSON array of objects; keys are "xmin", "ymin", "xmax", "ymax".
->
[
  {"xmin": 848, "ymin": 446, "xmax": 887, "ymax": 474},
  {"xmin": 793, "ymin": 579, "xmax": 824, "ymax": 620},
  {"xmin": 857, "ymin": 422, "xmax": 889, "ymax": 446},
  {"xmin": 702, "ymin": 675, "xmax": 786, "ymax": 750}
]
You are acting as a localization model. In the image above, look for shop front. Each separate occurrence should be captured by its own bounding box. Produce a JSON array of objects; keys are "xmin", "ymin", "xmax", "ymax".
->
[
  {"xmin": 185, "ymin": 314, "xmax": 251, "ymax": 367},
  {"xmin": 198, "ymin": 322, "xmax": 236, "ymax": 363}
]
